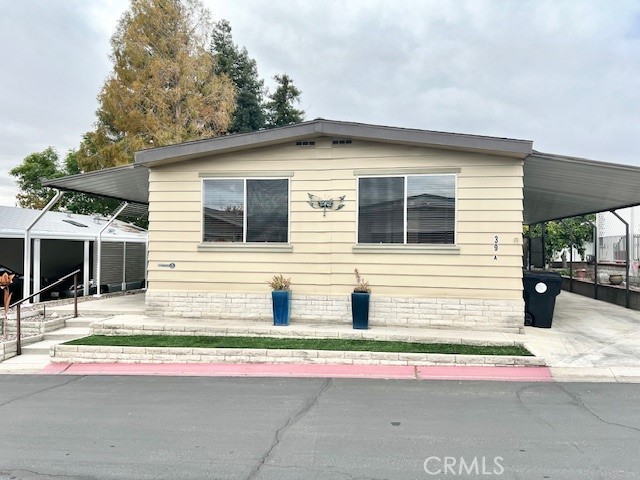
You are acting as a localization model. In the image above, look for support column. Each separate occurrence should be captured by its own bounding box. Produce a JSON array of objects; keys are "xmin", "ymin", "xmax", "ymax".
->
[
  {"xmin": 144, "ymin": 237, "xmax": 149, "ymax": 289},
  {"xmin": 611, "ymin": 210, "xmax": 630, "ymax": 308},
  {"xmin": 23, "ymin": 191, "xmax": 64, "ymax": 303},
  {"xmin": 560, "ymin": 219, "xmax": 574, "ymax": 292},
  {"xmin": 33, "ymin": 239, "xmax": 41, "ymax": 303},
  {"xmin": 83, "ymin": 240, "xmax": 90, "ymax": 296},
  {"xmin": 95, "ymin": 202, "xmax": 129, "ymax": 298},
  {"xmin": 586, "ymin": 218, "xmax": 598, "ymax": 300},
  {"xmin": 541, "ymin": 223, "xmax": 546, "ymax": 268},
  {"xmin": 122, "ymin": 242, "xmax": 127, "ymax": 291}
]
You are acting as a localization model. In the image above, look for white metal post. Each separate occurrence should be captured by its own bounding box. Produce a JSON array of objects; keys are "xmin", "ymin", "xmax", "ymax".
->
[
  {"xmin": 83, "ymin": 240, "xmax": 90, "ymax": 296},
  {"xmin": 95, "ymin": 202, "xmax": 129, "ymax": 298},
  {"xmin": 33, "ymin": 239, "xmax": 41, "ymax": 303},
  {"xmin": 23, "ymin": 191, "xmax": 64, "ymax": 302},
  {"xmin": 122, "ymin": 242, "xmax": 127, "ymax": 291},
  {"xmin": 144, "ymin": 236, "xmax": 149, "ymax": 289}
]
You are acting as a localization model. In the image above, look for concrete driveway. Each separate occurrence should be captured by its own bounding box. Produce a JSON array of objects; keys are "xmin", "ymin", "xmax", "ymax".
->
[{"xmin": 524, "ymin": 291, "xmax": 640, "ymax": 380}]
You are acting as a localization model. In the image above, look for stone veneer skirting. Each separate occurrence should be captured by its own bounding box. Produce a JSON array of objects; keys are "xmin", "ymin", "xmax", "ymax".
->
[{"xmin": 145, "ymin": 291, "xmax": 525, "ymax": 334}]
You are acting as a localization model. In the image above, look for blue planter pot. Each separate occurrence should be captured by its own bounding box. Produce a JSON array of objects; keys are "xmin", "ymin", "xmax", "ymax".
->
[
  {"xmin": 351, "ymin": 292, "xmax": 370, "ymax": 329},
  {"xmin": 272, "ymin": 290, "xmax": 291, "ymax": 326}
]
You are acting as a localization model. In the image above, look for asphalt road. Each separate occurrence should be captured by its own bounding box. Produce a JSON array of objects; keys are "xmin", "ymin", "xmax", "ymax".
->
[{"xmin": 0, "ymin": 376, "xmax": 638, "ymax": 480}]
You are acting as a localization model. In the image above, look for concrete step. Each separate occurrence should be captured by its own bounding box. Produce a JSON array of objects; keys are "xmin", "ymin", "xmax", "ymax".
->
[
  {"xmin": 44, "ymin": 327, "xmax": 91, "ymax": 341},
  {"xmin": 21, "ymin": 339, "xmax": 64, "ymax": 355},
  {"xmin": 7, "ymin": 309, "xmax": 44, "ymax": 321},
  {"xmin": 64, "ymin": 317, "xmax": 108, "ymax": 328}
]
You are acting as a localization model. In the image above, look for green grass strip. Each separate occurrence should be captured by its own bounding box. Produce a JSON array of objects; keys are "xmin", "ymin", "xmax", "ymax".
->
[{"xmin": 65, "ymin": 335, "xmax": 532, "ymax": 356}]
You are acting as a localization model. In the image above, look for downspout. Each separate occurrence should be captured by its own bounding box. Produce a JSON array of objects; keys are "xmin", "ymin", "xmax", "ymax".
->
[
  {"xmin": 95, "ymin": 202, "xmax": 129, "ymax": 298},
  {"xmin": 23, "ymin": 191, "xmax": 65, "ymax": 302}
]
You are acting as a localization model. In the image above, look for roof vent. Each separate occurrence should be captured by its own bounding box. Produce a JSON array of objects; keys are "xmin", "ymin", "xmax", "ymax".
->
[
  {"xmin": 63, "ymin": 219, "xmax": 88, "ymax": 228},
  {"xmin": 295, "ymin": 141, "xmax": 315, "ymax": 147},
  {"xmin": 332, "ymin": 139, "xmax": 352, "ymax": 145}
]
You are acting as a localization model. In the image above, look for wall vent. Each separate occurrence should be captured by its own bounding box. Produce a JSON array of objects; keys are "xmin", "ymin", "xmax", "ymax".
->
[
  {"xmin": 296, "ymin": 141, "xmax": 315, "ymax": 146},
  {"xmin": 332, "ymin": 139, "xmax": 352, "ymax": 145}
]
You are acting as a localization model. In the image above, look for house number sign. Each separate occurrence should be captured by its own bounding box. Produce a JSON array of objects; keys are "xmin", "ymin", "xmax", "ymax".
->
[{"xmin": 493, "ymin": 235, "xmax": 499, "ymax": 260}]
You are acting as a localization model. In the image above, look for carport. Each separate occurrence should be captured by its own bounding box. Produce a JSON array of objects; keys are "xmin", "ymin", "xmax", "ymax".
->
[
  {"xmin": 0, "ymin": 205, "xmax": 147, "ymax": 303},
  {"xmin": 524, "ymin": 151, "xmax": 640, "ymax": 308},
  {"xmin": 524, "ymin": 152, "xmax": 640, "ymax": 224}
]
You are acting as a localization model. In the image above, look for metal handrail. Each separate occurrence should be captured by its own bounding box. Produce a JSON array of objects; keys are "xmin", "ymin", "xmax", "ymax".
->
[{"xmin": 8, "ymin": 268, "xmax": 81, "ymax": 355}]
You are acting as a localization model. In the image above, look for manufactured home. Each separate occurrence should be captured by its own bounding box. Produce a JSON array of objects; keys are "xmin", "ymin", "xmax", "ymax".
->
[{"xmin": 44, "ymin": 120, "xmax": 640, "ymax": 333}]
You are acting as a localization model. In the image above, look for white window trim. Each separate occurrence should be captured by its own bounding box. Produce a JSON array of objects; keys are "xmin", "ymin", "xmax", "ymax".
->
[
  {"xmin": 201, "ymin": 176, "xmax": 291, "ymax": 246},
  {"xmin": 355, "ymin": 173, "xmax": 458, "ymax": 247}
]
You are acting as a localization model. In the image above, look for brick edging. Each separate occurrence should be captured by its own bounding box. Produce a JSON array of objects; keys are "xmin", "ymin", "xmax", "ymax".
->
[
  {"xmin": 91, "ymin": 323, "xmax": 524, "ymax": 347},
  {"xmin": 51, "ymin": 344, "xmax": 545, "ymax": 367}
]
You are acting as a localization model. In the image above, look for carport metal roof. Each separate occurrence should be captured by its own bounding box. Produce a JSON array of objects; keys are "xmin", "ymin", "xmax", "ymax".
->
[
  {"xmin": 0, "ymin": 205, "xmax": 147, "ymax": 242},
  {"xmin": 523, "ymin": 152, "xmax": 640, "ymax": 224},
  {"xmin": 42, "ymin": 120, "xmax": 640, "ymax": 225},
  {"xmin": 43, "ymin": 164, "xmax": 149, "ymax": 217}
]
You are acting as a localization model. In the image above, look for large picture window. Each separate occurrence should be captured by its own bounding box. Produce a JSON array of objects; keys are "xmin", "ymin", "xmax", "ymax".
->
[
  {"xmin": 358, "ymin": 174, "xmax": 455, "ymax": 244},
  {"xmin": 203, "ymin": 178, "xmax": 289, "ymax": 243}
]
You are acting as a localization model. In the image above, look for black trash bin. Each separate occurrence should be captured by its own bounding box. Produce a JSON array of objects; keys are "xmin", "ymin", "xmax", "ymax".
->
[{"xmin": 523, "ymin": 270, "xmax": 562, "ymax": 328}]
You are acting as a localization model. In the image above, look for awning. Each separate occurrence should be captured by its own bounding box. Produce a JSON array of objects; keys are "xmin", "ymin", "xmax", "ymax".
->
[
  {"xmin": 42, "ymin": 164, "xmax": 149, "ymax": 217},
  {"xmin": 523, "ymin": 152, "xmax": 640, "ymax": 224}
]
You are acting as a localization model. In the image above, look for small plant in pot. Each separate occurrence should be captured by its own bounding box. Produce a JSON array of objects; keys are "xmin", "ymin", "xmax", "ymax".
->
[
  {"xmin": 268, "ymin": 274, "xmax": 291, "ymax": 326},
  {"xmin": 351, "ymin": 269, "xmax": 371, "ymax": 330}
]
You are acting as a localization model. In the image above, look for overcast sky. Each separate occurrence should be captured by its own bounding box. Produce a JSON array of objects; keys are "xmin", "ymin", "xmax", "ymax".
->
[{"xmin": 1, "ymin": 0, "xmax": 639, "ymax": 207}]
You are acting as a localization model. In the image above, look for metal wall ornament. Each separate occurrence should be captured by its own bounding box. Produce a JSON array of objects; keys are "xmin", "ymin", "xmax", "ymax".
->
[{"xmin": 307, "ymin": 193, "xmax": 346, "ymax": 216}]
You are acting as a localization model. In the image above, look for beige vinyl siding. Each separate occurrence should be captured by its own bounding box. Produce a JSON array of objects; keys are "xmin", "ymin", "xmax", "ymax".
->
[{"xmin": 147, "ymin": 139, "xmax": 523, "ymax": 299}]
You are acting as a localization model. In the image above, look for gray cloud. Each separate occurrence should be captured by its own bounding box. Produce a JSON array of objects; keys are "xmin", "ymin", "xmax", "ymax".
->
[
  {"xmin": 215, "ymin": 0, "xmax": 640, "ymax": 162},
  {"xmin": 0, "ymin": 0, "xmax": 121, "ymax": 205},
  {"xmin": 1, "ymin": 0, "xmax": 639, "ymax": 206}
]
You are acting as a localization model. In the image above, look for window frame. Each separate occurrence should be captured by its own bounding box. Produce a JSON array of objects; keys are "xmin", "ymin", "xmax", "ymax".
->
[
  {"xmin": 201, "ymin": 176, "xmax": 291, "ymax": 245},
  {"xmin": 355, "ymin": 173, "xmax": 458, "ymax": 246}
]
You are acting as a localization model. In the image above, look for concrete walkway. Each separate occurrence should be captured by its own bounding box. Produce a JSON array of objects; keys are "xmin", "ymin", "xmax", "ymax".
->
[
  {"xmin": 0, "ymin": 293, "xmax": 146, "ymax": 374},
  {"xmin": 3, "ymin": 291, "xmax": 640, "ymax": 381},
  {"xmin": 46, "ymin": 292, "xmax": 146, "ymax": 316}
]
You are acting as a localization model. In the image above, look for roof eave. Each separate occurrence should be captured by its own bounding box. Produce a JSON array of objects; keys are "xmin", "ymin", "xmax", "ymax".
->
[{"xmin": 134, "ymin": 119, "xmax": 533, "ymax": 167}]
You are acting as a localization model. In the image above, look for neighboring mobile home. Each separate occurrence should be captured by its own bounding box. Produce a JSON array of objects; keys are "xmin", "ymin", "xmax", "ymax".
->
[{"xmin": 0, "ymin": 206, "xmax": 147, "ymax": 302}]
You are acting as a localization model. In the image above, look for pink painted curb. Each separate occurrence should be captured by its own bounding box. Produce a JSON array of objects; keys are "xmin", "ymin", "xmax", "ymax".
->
[
  {"xmin": 41, "ymin": 363, "xmax": 416, "ymax": 379},
  {"xmin": 41, "ymin": 363, "xmax": 553, "ymax": 381},
  {"xmin": 417, "ymin": 366, "xmax": 553, "ymax": 382}
]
